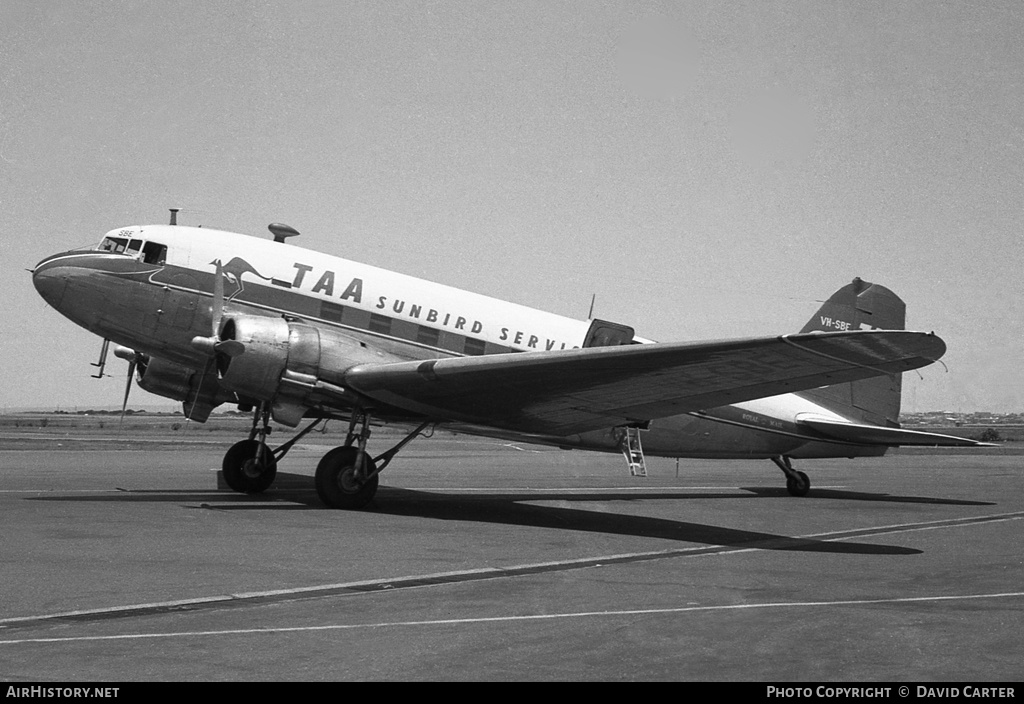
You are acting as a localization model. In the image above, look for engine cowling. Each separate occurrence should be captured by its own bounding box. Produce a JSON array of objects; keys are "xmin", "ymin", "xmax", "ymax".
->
[
  {"xmin": 216, "ymin": 315, "xmax": 401, "ymax": 426},
  {"xmin": 135, "ymin": 355, "xmax": 235, "ymax": 422}
]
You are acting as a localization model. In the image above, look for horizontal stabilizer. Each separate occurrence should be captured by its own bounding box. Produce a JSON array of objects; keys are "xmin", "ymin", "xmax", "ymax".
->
[{"xmin": 798, "ymin": 417, "xmax": 985, "ymax": 447}]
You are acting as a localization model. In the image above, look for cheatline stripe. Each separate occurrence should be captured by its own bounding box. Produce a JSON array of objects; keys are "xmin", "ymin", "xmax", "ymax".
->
[
  {"xmin": 1, "ymin": 592, "xmax": 1022, "ymax": 645},
  {"xmin": 0, "ymin": 511, "xmax": 1020, "ymax": 632}
]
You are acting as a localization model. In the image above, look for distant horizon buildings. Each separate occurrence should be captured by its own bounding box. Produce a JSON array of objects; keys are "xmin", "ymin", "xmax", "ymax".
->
[{"xmin": 901, "ymin": 410, "xmax": 1024, "ymax": 426}]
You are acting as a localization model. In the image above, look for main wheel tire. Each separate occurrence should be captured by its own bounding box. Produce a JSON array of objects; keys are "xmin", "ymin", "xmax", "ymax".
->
[
  {"xmin": 315, "ymin": 446, "xmax": 379, "ymax": 509},
  {"xmin": 222, "ymin": 439, "xmax": 278, "ymax": 494},
  {"xmin": 786, "ymin": 470, "xmax": 810, "ymax": 497}
]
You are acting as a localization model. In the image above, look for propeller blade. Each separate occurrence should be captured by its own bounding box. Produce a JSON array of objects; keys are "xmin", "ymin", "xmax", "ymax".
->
[
  {"xmin": 214, "ymin": 339, "xmax": 245, "ymax": 357},
  {"xmin": 186, "ymin": 356, "xmax": 215, "ymax": 421},
  {"xmin": 211, "ymin": 258, "xmax": 225, "ymax": 338},
  {"xmin": 191, "ymin": 259, "xmax": 246, "ymax": 361},
  {"xmin": 118, "ymin": 357, "xmax": 136, "ymax": 433}
]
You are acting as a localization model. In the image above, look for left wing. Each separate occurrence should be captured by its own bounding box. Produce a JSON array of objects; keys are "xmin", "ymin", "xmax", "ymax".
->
[{"xmin": 343, "ymin": 330, "xmax": 946, "ymax": 436}]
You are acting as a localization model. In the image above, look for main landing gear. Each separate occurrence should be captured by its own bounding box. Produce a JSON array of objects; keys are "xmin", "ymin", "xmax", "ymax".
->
[
  {"xmin": 220, "ymin": 403, "xmax": 430, "ymax": 509},
  {"xmin": 771, "ymin": 455, "xmax": 810, "ymax": 497},
  {"xmin": 221, "ymin": 404, "xmax": 280, "ymax": 494}
]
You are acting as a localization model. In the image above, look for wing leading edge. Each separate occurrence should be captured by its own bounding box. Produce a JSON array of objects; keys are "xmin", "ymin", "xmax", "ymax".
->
[{"xmin": 343, "ymin": 330, "xmax": 946, "ymax": 436}]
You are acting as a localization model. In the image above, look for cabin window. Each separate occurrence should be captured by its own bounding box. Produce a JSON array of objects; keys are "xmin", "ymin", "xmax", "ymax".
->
[
  {"xmin": 368, "ymin": 313, "xmax": 392, "ymax": 335},
  {"xmin": 463, "ymin": 338, "xmax": 486, "ymax": 356},
  {"xmin": 320, "ymin": 302, "xmax": 344, "ymax": 323},
  {"xmin": 416, "ymin": 326, "xmax": 440, "ymax": 347}
]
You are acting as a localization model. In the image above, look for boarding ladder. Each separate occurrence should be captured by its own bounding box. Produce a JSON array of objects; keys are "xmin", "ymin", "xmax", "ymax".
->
[{"xmin": 619, "ymin": 426, "xmax": 647, "ymax": 477}]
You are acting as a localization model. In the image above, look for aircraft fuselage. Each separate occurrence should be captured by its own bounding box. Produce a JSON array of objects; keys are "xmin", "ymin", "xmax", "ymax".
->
[{"xmin": 32, "ymin": 224, "xmax": 884, "ymax": 463}]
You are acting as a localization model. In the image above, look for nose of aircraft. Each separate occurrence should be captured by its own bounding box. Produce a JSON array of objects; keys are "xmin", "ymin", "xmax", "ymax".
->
[{"xmin": 32, "ymin": 256, "xmax": 69, "ymax": 308}]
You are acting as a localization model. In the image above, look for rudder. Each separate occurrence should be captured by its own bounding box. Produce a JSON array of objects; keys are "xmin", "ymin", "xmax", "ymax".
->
[{"xmin": 797, "ymin": 278, "xmax": 906, "ymax": 426}]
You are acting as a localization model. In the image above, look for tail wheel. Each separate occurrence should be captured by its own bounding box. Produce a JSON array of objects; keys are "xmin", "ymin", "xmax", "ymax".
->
[
  {"xmin": 315, "ymin": 446, "xmax": 379, "ymax": 509},
  {"xmin": 222, "ymin": 439, "xmax": 278, "ymax": 494},
  {"xmin": 786, "ymin": 470, "xmax": 810, "ymax": 497}
]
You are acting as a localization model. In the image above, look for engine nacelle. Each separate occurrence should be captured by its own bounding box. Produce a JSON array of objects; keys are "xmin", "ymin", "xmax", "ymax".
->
[
  {"xmin": 217, "ymin": 315, "xmax": 401, "ymax": 426},
  {"xmin": 136, "ymin": 356, "xmax": 235, "ymax": 422}
]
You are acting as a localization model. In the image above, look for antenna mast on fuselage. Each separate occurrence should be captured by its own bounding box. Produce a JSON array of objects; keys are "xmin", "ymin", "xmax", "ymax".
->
[{"xmin": 269, "ymin": 223, "xmax": 300, "ymax": 244}]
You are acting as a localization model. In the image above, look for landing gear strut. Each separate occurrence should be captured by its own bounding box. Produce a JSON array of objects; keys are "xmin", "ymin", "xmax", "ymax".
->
[
  {"xmin": 315, "ymin": 410, "xmax": 377, "ymax": 509},
  {"xmin": 771, "ymin": 455, "xmax": 810, "ymax": 497},
  {"xmin": 221, "ymin": 402, "xmax": 323, "ymax": 494},
  {"xmin": 314, "ymin": 409, "xmax": 430, "ymax": 509},
  {"xmin": 222, "ymin": 438, "xmax": 278, "ymax": 493},
  {"xmin": 221, "ymin": 403, "xmax": 430, "ymax": 507}
]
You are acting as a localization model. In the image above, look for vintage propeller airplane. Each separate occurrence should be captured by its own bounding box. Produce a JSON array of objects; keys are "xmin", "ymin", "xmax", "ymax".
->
[{"xmin": 31, "ymin": 212, "xmax": 979, "ymax": 509}]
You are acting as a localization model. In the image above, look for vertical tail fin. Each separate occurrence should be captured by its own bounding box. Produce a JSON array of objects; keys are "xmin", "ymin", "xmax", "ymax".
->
[{"xmin": 797, "ymin": 278, "xmax": 906, "ymax": 426}]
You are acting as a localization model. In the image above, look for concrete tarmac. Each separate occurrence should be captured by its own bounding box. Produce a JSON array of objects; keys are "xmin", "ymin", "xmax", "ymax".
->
[{"xmin": 1, "ymin": 431, "xmax": 1021, "ymax": 681}]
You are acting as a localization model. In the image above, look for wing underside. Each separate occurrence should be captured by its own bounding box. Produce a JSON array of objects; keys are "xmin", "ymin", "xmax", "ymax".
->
[{"xmin": 343, "ymin": 330, "xmax": 946, "ymax": 436}]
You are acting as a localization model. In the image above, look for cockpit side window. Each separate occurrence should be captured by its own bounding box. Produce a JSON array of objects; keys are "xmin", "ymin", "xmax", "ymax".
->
[
  {"xmin": 97, "ymin": 237, "xmax": 167, "ymax": 264},
  {"xmin": 142, "ymin": 241, "xmax": 167, "ymax": 265}
]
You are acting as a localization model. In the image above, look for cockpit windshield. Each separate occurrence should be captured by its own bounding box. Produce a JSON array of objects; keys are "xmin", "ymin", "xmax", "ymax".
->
[
  {"xmin": 98, "ymin": 236, "xmax": 128, "ymax": 253},
  {"xmin": 98, "ymin": 236, "xmax": 167, "ymax": 265}
]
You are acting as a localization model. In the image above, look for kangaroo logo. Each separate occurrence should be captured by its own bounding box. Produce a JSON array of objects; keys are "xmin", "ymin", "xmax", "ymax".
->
[{"xmin": 212, "ymin": 257, "xmax": 273, "ymax": 300}]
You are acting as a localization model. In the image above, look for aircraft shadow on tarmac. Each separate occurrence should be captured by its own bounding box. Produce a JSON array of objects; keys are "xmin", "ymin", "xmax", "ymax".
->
[
  {"xmin": 28, "ymin": 472, "xmax": 996, "ymax": 556},
  {"xmin": 370, "ymin": 487, "xmax": 925, "ymax": 555},
  {"xmin": 739, "ymin": 487, "xmax": 994, "ymax": 506}
]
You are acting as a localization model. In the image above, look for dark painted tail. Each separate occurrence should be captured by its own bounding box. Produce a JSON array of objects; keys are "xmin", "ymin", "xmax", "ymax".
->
[{"xmin": 797, "ymin": 278, "xmax": 906, "ymax": 426}]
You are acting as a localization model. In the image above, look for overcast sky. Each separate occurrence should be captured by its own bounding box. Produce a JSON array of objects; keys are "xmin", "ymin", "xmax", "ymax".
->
[{"xmin": 2, "ymin": 1, "xmax": 1021, "ymax": 413}]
